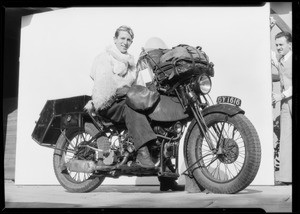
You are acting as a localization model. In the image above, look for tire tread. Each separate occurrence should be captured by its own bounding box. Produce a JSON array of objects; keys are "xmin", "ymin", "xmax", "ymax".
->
[{"xmin": 186, "ymin": 113, "xmax": 261, "ymax": 194}]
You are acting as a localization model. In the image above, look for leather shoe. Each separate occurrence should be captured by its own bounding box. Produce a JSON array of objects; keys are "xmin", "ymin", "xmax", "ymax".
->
[
  {"xmin": 159, "ymin": 177, "xmax": 185, "ymax": 191},
  {"xmin": 136, "ymin": 146, "xmax": 155, "ymax": 168}
]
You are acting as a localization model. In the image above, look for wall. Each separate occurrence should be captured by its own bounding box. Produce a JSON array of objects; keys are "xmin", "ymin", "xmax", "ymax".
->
[{"xmin": 16, "ymin": 5, "xmax": 273, "ymax": 185}]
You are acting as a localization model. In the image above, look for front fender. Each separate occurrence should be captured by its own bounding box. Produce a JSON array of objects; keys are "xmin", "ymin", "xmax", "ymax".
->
[
  {"xmin": 201, "ymin": 103, "xmax": 245, "ymax": 117},
  {"xmin": 184, "ymin": 103, "xmax": 245, "ymax": 148}
]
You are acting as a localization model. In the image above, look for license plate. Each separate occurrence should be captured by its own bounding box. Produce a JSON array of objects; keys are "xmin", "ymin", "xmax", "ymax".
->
[{"xmin": 216, "ymin": 96, "xmax": 242, "ymax": 107}]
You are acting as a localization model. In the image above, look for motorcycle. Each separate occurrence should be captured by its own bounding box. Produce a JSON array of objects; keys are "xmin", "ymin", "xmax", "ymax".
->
[{"xmin": 32, "ymin": 45, "xmax": 261, "ymax": 194}]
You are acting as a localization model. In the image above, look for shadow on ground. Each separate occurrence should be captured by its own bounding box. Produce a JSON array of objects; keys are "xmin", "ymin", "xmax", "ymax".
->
[
  {"xmin": 77, "ymin": 185, "xmax": 261, "ymax": 195},
  {"xmin": 236, "ymin": 188, "xmax": 262, "ymax": 195},
  {"xmin": 84, "ymin": 185, "xmax": 165, "ymax": 194}
]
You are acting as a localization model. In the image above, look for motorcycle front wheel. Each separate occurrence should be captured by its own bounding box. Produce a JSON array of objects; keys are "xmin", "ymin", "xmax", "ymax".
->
[
  {"xmin": 53, "ymin": 123, "xmax": 105, "ymax": 193},
  {"xmin": 185, "ymin": 113, "xmax": 261, "ymax": 194}
]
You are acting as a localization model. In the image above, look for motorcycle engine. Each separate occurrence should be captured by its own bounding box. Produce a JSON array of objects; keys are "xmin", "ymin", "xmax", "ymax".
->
[
  {"xmin": 97, "ymin": 130, "xmax": 135, "ymax": 165},
  {"xmin": 96, "ymin": 136, "xmax": 113, "ymax": 164}
]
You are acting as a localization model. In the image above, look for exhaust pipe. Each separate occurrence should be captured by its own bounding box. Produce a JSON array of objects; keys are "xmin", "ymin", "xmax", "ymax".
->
[
  {"xmin": 65, "ymin": 152, "xmax": 130, "ymax": 173},
  {"xmin": 66, "ymin": 160, "xmax": 97, "ymax": 173},
  {"xmin": 65, "ymin": 160, "xmax": 115, "ymax": 173}
]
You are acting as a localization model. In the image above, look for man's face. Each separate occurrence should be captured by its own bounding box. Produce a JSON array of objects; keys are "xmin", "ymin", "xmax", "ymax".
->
[
  {"xmin": 275, "ymin": 36, "xmax": 291, "ymax": 57},
  {"xmin": 114, "ymin": 31, "xmax": 133, "ymax": 54}
]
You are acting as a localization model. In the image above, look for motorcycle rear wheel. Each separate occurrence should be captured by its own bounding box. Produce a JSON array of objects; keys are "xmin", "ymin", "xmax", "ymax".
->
[
  {"xmin": 185, "ymin": 113, "xmax": 261, "ymax": 194},
  {"xmin": 53, "ymin": 123, "xmax": 105, "ymax": 193}
]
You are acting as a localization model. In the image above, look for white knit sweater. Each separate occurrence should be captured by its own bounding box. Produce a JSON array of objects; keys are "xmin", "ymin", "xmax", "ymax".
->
[{"xmin": 87, "ymin": 45, "xmax": 137, "ymax": 111}]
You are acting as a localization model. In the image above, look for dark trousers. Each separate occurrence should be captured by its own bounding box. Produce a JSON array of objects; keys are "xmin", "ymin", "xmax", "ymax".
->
[{"xmin": 100, "ymin": 99, "xmax": 157, "ymax": 150}]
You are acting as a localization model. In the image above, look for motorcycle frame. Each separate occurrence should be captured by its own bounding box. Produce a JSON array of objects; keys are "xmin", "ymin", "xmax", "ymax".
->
[{"xmin": 31, "ymin": 83, "xmax": 246, "ymax": 179}]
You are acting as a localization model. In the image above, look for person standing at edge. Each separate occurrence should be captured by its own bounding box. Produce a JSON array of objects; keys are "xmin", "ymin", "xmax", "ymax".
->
[
  {"xmin": 87, "ymin": 25, "xmax": 183, "ymax": 191},
  {"xmin": 272, "ymin": 31, "xmax": 292, "ymax": 185}
]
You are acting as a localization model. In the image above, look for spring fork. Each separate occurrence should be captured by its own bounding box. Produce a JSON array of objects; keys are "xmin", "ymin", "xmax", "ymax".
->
[
  {"xmin": 185, "ymin": 85, "xmax": 216, "ymax": 151},
  {"xmin": 214, "ymin": 115, "xmax": 228, "ymax": 152},
  {"xmin": 180, "ymin": 103, "xmax": 219, "ymax": 179},
  {"xmin": 190, "ymin": 105, "xmax": 216, "ymax": 152}
]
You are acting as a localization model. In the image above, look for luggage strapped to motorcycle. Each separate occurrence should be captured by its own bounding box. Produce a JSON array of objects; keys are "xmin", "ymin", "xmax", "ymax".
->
[
  {"xmin": 143, "ymin": 45, "xmax": 210, "ymax": 86},
  {"xmin": 140, "ymin": 48, "xmax": 165, "ymax": 85}
]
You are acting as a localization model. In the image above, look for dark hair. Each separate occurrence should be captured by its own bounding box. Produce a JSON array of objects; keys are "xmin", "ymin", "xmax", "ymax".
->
[
  {"xmin": 114, "ymin": 25, "xmax": 134, "ymax": 39},
  {"xmin": 275, "ymin": 31, "xmax": 292, "ymax": 43}
]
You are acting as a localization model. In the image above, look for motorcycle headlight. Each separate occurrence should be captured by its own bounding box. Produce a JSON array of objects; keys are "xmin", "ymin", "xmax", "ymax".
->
[{"xmin": 192, "ymin": 75, "xmax": 212, "ymax": 94}]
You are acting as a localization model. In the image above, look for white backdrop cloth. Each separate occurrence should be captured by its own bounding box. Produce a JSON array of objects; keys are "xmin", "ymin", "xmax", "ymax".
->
[{"xmin": 15, "ymin": 5, "xmax": 273, "ymax": 185}]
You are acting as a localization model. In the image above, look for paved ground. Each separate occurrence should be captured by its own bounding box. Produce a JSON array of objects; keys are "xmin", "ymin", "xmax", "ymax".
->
[{"xmin": 4, "ymin": 180, "xmax": 292, "ymax": 212}]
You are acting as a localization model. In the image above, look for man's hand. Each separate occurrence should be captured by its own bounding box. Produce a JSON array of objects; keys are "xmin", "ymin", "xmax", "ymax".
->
[
  {"xmin": 116, "ymin": 85, "xmax": 130, "ymax": 98},
  {"xmin": 272, "ymin": 92, "xmax": 283, "ymax": 104}
]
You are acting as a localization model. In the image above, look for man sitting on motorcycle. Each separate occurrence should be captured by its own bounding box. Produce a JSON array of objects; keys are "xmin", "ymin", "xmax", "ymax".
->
[{"xmin": 87, "ymin": 25, "xmax": 183, "ymax": 191}]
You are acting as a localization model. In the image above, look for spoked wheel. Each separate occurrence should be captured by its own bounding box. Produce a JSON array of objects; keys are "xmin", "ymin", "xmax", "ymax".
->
[
  {"xmin": 185, "ymin": 113, "xmax": 261, "ymax": 194},
  {"xmin": 53, "ymin": 123, "xmax": 105, "ymax": 193}
]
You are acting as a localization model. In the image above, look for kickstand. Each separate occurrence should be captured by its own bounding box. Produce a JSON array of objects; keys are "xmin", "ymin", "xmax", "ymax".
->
[{"xmin": 182, "ymin": 170, "xmax": 194, "ymax": 179}]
